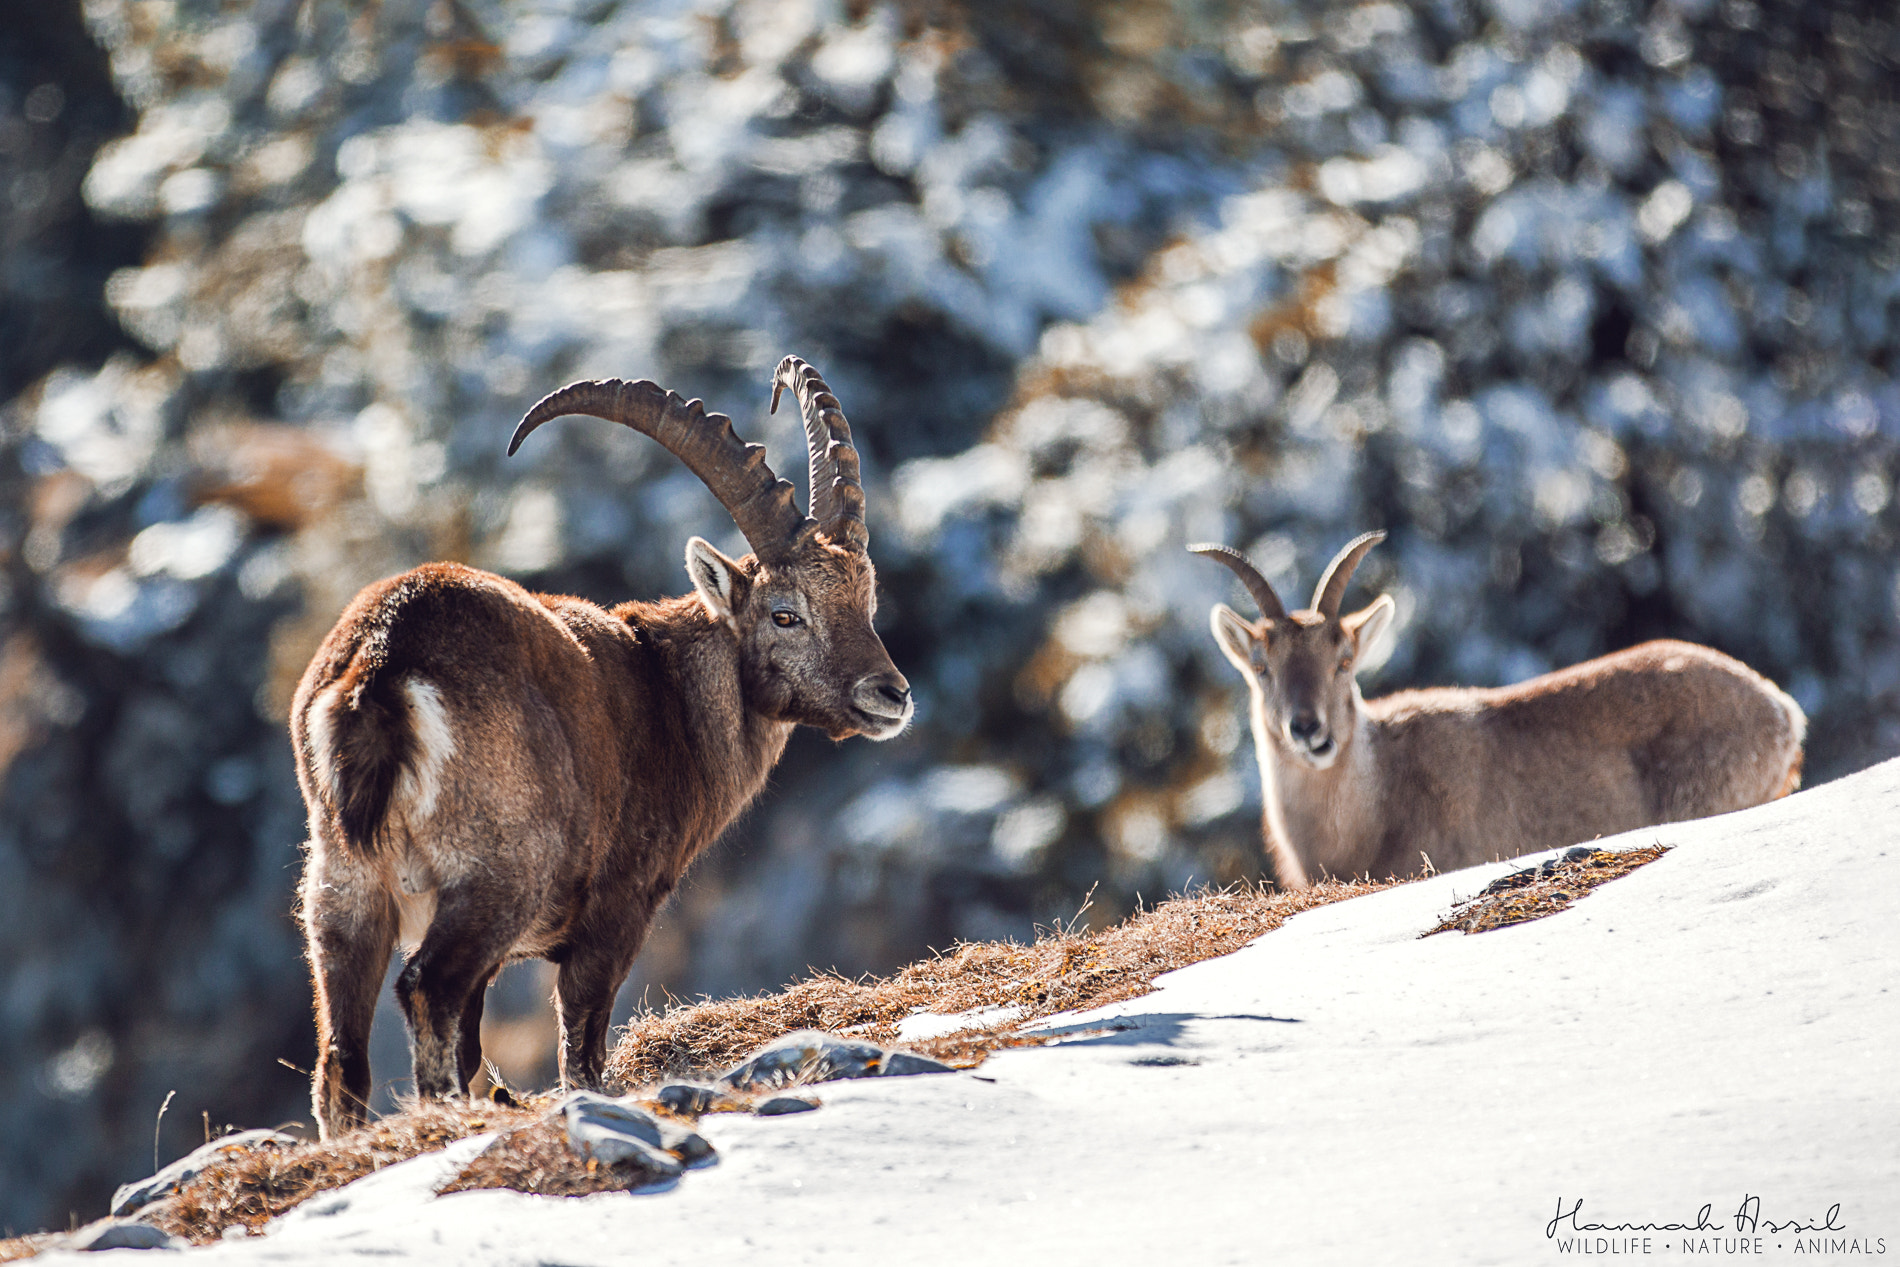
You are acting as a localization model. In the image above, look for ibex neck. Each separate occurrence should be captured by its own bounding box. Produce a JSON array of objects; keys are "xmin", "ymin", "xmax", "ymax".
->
[
  {"xmin": 619, "ymin": 596, "xmax": 794, "ymax": 832},
  {"xmin": 1251, "ymin": 699, "xmax": 1379, "ymax": 888}
]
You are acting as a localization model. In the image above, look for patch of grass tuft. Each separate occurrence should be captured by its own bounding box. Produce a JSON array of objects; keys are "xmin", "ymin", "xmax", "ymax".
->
[
  {"xmin": 1423, "ymin": 845, "xmax": 1669, "ymax": 937},
  {"xmin": 606, "ymin": 877, "xmax": 1396, "ymax": 1083},
  {"xmin": 145, "ymin": 1099, "xmax": 542, "ymax": 1245}
]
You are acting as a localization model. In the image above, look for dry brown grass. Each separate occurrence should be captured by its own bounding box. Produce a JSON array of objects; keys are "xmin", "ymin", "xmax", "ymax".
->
[
  {"xmin": 143, "ymin": 1100, "xmax": 541, "ymax": 1246},
  {"xmin": 0, "ymin": 1236, "xmax": 58, "ymax": 1263},
  {"xmin": 606, "ymin": 877, "xmax": 1396, "ymax": 1084},
  {"xmin": 1423, "ymin": 845, "xmax": 1669, "ymax": 936},
  {"xmin": 18, "ymin": 876, "xmax": 1396, "ymax": 1254}
]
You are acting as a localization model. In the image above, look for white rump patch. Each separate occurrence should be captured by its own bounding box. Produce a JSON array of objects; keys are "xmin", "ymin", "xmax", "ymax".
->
[
  {"xmin": 305, "ymin": 684, "xmax": 344, "ymax": 798},
  {"xmin": 398, "ymin": 678, "xmax": 455, "ymax": 820}
]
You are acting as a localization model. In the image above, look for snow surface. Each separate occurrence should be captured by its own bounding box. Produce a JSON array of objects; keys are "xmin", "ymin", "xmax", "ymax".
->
[{"xmin": 65, "ymin": 761, "xmax": 1900, "ymax": 1263}]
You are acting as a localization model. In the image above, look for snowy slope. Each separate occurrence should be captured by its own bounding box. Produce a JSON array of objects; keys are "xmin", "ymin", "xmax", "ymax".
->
[{"xmin": 83, "ymin": 760, "xmax": 1900, "ymax": 1264}]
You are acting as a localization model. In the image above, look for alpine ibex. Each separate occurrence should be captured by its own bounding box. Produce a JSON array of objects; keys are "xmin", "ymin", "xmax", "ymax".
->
[
  {"xmin": 1191, "ymin": 531, "xmax": 1805, "ymax": 889},
  {"xmin": 292, "ymin": 358, "xmax": 911, "ymax": 1139}
]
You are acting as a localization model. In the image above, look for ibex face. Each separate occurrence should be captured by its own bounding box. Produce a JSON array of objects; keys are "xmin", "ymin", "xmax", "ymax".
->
[
  {"xmin": 513, "ymin": 355, "xmax": 912, "ymax": 744},
  {"xmin": 687, "ymin": 535, "xmax": 911, "ymax": 741},
  {"xmin": 1194, "ymin": 532, "xmax": 1394, "ymax": 769}
]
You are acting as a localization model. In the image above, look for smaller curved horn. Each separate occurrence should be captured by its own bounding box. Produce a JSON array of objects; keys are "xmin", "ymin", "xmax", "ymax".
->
[
  {"xmin": 771, "ymin": 356, "xmax": 868, "ymax": 552},
  {"xmin": 1187, "ymin": 543, "xmax": 1289, "ymax": 622},
  {"xmin": 1311, "ymin": 530, "xmax": 1386, "ymax": 620}
]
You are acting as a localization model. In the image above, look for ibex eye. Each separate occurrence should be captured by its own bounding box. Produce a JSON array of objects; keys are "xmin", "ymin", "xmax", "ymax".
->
[
  {"xmin": 772, "ymin": 609, "xmax": 801, "ymax": 628},
  {"xmin": 1338, "ymin": 657, "xmax": 1354, "ymax": 674}
]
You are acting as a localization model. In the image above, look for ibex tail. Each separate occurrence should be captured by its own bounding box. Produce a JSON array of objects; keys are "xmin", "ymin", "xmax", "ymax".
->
[{"xmin": 305, "ymin": 668, "xmax": 452, "ymax": 853}]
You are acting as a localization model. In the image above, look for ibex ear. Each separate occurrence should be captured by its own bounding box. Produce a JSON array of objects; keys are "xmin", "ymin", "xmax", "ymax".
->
[
  {"xmin": 1342, "ymin": 594, "xmax": 1396, "ymax": 674},
  {"xmin": 685, "ymin": 536, "xmax": 744, "ymax": 631},
  {"xmin": 1209, "ymin": 604, "xmax": 1263, "ymax": 677}
]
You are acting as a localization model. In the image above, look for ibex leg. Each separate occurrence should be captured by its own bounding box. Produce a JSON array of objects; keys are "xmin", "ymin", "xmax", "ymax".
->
[
  {"xmin": 302, "ymin": 851, "xmax": 396, "ymax": 1141},
  {"xmin": 457, "ymin": 970, "xmax": 496, "ymax": 1092},
  {"xmin": 396, "ymin": 891, "xmax": 530, "ymax": 1102},
  {"xmin": 554, "ymin": 950, "xmax": 634, "ymax": 1091}
]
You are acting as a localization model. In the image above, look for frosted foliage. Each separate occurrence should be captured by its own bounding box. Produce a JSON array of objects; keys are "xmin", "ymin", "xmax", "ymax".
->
[
  {"xmin": 129, "ymin": 507, "xmax": 245, "ymax": 581},
  {"xmin": 35, "ymin": 356, "xmax": 171, "ymax": 490}
]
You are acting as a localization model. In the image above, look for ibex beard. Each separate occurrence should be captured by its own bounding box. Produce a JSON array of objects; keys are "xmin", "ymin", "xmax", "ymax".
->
[{"xmin": 291, "ymin": 358, "xmax": 910, "ymax": 1140}]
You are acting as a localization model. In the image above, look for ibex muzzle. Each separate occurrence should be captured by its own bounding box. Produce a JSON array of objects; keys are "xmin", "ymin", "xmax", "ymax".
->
[
  {"xmin": 1192, "ymin": 532, "xmax": 1805, "ymax": 891},
  {"xmin": 293, "ymin": 357, "xmax": 908, "ymax": 1139}
]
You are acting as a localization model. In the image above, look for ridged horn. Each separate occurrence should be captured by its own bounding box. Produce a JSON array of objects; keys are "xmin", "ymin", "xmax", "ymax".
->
[
  {"xmin": 509, "ymin": 378, "xmax": 810, "ymax": 559},
  {"xmin": 1311, "ymin": 530, "xmax": 1386, "ymax": 620},
  {"xmin": 771, "ymin": 356, "xmax": 868, "ymax": 552},
  {"xmin": 1187, "ymin": 543, "xmax": 1289, "ymax": 622}
]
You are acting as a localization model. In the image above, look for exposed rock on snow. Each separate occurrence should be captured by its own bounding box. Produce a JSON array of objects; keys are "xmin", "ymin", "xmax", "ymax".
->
[
  {"xmin": 754, "ymin": 1094, "xmax": 821, "ymax": 1117},
  {"xmin": 554, "ymin": 1091, "xmax": 706, "ymax": 1175},
  {"xmin": 717, "ymin": 1029, "xmax": 953, "ymax": 1091},
  {"xmin": 652, "ymin": 1082, "xmax": 743, "ymax": 1117},
  {"xmin": 67, "ymin": 1220, "xmax": 181, "ymax": 1252}
]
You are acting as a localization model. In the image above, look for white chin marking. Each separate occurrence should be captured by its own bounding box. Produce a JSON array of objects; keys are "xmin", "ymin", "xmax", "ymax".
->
[
  {"xmin": 1296, "ymin": 741, "xmax": 1337, "ymax": 770},
  {"xmin": 863, "ymin": 700, "xmax": 914, "ymax": 742}
]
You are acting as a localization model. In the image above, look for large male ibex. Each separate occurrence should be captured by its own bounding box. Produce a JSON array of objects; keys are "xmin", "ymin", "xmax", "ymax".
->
[
  {"xmin": 292, "ymin": 358, "xmax": 910, "ymax": 1138},
  {"xmin": 1191, "ymin": 531, "xmax": 1804, "ymax": 889}
]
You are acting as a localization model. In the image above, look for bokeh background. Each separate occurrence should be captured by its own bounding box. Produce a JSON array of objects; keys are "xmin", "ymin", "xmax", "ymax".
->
[{"xmin": 3, "ymin": 0, "xmax": 1897, "ymax": 1233}]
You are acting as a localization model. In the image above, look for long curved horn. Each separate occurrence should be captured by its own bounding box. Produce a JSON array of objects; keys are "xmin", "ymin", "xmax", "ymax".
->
[
  {"xmin": 771, "ymin": 356, "xmax": 868, "ymax": 552},
  {"xmin": 1187, "ymin": 543, "xmax": 1289, "ymax": 622},
  {"xmin": 1311, "ymin": 530, "xmax": 1385, "ymax": 620},
  {"xmin": 510, "ymin": 379, "xmax": 809, "ymax": 559}
]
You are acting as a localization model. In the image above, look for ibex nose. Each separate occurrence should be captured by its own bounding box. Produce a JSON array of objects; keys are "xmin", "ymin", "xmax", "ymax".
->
[
  {"xmin": 853, "ymin": 670, "xmax": 913, "ymax": 738},
  {"xmin": 1288, "ymin": 713, "xmax": 1324, "ymax": 744}
]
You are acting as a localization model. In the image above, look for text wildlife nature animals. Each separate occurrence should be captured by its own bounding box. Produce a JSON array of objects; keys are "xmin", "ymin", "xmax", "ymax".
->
[
  {"xmin": 291, "ymin": 357, "xmax": 911, "ymax": 1139},
  {"xmin": 1190, "ymin": 531, "xmax": 1805, "ymax": 890}
]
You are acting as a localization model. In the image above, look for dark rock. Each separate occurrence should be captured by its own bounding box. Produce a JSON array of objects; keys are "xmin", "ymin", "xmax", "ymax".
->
[
  {"xmin": 718, "ymin": 1030, "xmax": 954, "ymax": 1091},
  {"xmin": 71, "ymin": 1219, "xmax": 182, "ymax": 1251},
  {"xmin": 664, "ymin": 1129, "xmax": 717, "ymax": 1169},
  {"xmin": 553, "ymin": 1090, "xmax": 710, "ymax": 1172},
  {"xmin": 1480, "ymin": 868, "xmax": 1542, "ymax": 897},
  {"xmin": 720, "ymin": 1031, "xmax": 888, "ymax": 1091},
  {"xmin": 755, "ymin": 1095, "xmax": 820, "ymax": 1116},
  {"xmin": 881, "ymin": 1050, "xmax": 956, "ymax": 1077},
  {"xmin": 653, "ymin": 1082, "xmax": 721, "ymax": 1116}
]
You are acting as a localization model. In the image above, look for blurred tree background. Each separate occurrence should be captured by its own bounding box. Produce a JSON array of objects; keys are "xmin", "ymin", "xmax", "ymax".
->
[{"xmin": 2, "ymin": 0, "xmax": 1897, "ymax": 1232}]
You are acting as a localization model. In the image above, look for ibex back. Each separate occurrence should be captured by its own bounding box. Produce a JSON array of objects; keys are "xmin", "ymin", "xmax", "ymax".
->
[
  {"xmin": 1192, "ymin": 532, "xmax": 1804, "ymax": 889},
  {"xmin": 292, "ymin": 358, "xmax": 910, "ymax": 1139}
]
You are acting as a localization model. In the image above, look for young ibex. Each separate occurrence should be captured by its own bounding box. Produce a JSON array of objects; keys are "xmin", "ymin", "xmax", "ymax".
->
[
  {"xmin": 1191, "ymin": 531, "xmax": 1805, "ymax": 889},
  {"xmin": 292, "ymin": 358, "xmax": 911, "ymax": 1139}
]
